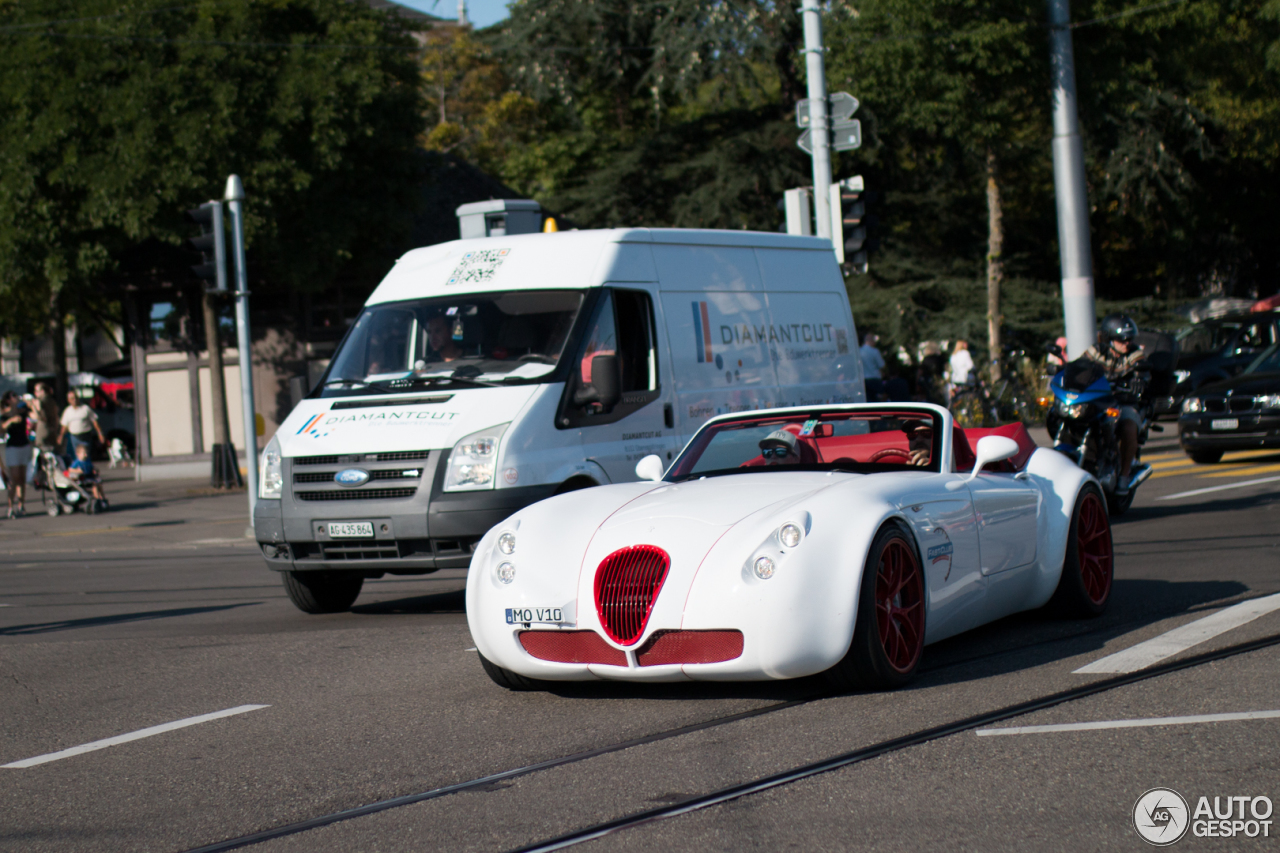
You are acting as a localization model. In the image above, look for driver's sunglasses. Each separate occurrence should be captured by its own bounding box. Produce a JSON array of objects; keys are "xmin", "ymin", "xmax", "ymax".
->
[{"xmin": 760, "ymin": 446, "xmax": 792, "ymax": 459}]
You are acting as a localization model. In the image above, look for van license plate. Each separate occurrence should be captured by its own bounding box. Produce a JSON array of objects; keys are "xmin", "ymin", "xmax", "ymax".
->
[
  {"xmin": 1210, "ymin": 418, "xmax": 1238, "ymax": 431},
  {"xmin": 328, "ymin": 522, "xmax": 374, "ymax": 538}
]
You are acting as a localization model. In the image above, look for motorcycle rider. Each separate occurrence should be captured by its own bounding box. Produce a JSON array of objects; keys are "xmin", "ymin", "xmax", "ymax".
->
[{"xmin": 1082, "ymin": 314, "xmax": 1145, "ymax": 494}]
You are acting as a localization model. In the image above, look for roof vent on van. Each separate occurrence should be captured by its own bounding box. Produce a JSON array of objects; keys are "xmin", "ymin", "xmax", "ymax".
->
[{"xmin": 456, "ymin": 199, "xmax": 542, "ymax": 239}]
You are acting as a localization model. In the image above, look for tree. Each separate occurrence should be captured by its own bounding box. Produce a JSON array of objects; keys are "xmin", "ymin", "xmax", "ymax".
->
[{"xmin": 0, "ymin": 0, "xmax": 426, "ymax": 391}]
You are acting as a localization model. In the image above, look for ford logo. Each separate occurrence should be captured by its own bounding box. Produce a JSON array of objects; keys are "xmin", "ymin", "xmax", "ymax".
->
[{"xmin": 334, "ymin": 468, "xmax": 370, "ymax": 487}]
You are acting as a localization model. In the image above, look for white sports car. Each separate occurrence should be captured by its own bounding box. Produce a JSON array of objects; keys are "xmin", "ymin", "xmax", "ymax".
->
[{"xmin": 465, "ymin": 404, "xmax": 1113, "ymax": 690}]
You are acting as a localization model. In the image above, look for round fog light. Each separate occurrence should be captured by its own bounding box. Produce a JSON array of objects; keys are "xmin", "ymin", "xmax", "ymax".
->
[
  {"xmin": 779, "ymin": 523, "xmax": 802, "ymax": 548},
  {"xmin": 498, "ymin": 532, "xmax": 516, "ymax": 555},
  {"xmin": 496, "ymin": 562, "xmax": 516, "ymax": 584},
  {"xmin": 753, "ymin": 555, "xmax": 775, "ymax": 580}
]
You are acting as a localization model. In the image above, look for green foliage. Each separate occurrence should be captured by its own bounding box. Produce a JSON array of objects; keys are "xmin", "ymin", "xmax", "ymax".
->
[{"xmin": 0, "ymin": 0, "xmax": 426, "ymax": 340}]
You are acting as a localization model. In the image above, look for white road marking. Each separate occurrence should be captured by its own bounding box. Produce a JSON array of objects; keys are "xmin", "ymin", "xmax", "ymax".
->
[
  {"xmin": 1156, "ymin": 474, "xmax": 1280, "ymax": 500},
  {"xmin": 977, "ymin": 710, "xmax": 1280, "ymax": 736},
  {"xmin": 2, "ymin": 705, "xmax": 269, "ymax": 768},
  {"xmin": 1074, "ymin": 593, "xmax": 1280, "ymax": 674}
]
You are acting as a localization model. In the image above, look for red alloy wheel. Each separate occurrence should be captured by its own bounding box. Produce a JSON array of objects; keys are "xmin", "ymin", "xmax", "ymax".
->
[
  {"xmin": 1076, "ymin": 491, "xmax": 1113, "ymax": 605},
  {"xmin": 875, "ymin": 538, "xmax": 925, "ymax": 673}
]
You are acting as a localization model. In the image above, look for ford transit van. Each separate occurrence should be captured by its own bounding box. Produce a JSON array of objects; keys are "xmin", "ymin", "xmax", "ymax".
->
[{"xmin": 255, "ymin": 228, "xmax": 865, "ymax": 612}]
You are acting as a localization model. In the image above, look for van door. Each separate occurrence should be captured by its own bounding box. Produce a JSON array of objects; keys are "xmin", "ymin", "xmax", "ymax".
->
[{"xmin": 559, "ymin": 287, "xmax": 679, "ymax": 483}]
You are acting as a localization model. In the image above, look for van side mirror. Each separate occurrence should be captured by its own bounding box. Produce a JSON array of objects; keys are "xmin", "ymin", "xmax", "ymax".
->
[
  {"xmin": 573, "ymin": 354, "xmax": 621, "ymax": 411},
  {"xmin": 969, "ymin": 435, "xmax": 1020, "ymax": 480},
  {"xmin": 635, "ymin": 454, "xmax": 664, "ymax": 481}
]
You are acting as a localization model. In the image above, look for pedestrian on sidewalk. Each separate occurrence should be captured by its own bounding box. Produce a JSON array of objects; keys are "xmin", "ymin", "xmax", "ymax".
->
[
  {"xmin": 30, "ymin": 382, "xmax": 61, "ymax": 456},
  {"xmin": 59, "ymin": 390, "xmax": 105, "ymax": 459},
  {"xmin": 860, "ymin": 333, "xmax": 885, "ymax": 401},
  {"xmin": 2, "ymin": 391, "xmax": 32, "ymax": 517}
]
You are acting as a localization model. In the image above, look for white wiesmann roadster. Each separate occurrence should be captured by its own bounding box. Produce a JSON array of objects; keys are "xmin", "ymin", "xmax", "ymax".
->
[{"xmin": 465, "ymin": 404, "xmax": 1114, "ymax": 690}]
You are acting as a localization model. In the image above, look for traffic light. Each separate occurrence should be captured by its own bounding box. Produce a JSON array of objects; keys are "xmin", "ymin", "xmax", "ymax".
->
[
  {"xmin": 829, "ymin": 176, "xmax": 867, "ymax": 272},
  {"xmin": 185, "ymin": 201, "xmax": 227, "ymax": 292}
]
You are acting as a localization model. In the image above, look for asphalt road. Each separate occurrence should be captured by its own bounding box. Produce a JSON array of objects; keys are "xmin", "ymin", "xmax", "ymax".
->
[{"xmin": 2, "ymin": 437, "xmax": 1279, "ymax": 852}]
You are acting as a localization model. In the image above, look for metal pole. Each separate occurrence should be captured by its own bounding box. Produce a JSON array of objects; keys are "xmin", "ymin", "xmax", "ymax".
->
[
  {"xmin": 225, "ymin": 175, "xmax": 259, "ymax": 523},
  {"xmin": 1047, "ymin": 0, "xmax": 1096, "ymax": 359},
  {"xmin": 801, "ymin": 0, "xmax": 832, "ymax": 240}
]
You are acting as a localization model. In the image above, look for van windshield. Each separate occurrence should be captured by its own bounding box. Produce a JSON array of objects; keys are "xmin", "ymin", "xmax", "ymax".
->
[{"xmin": 319, "ymin": 290, "xmax": 584, "ymax": 398}]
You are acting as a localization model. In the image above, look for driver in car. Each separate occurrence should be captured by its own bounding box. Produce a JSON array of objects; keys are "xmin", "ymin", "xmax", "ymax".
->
[
  {"xmin": 426, "ymin": 315, "xmax": 463, "ymax": 363},
  {"xmin": 758, "ymin": 429, "xmax": 802, "ymax": 466},
  {"xmin": 902, "ymin": 420, "xmax": 933, "ymax": 467}
]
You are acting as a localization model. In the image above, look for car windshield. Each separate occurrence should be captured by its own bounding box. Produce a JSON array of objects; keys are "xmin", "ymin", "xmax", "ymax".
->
[
  {"xmin": 319, "ymin": 290, "xmax": 584, "ymax": 397},
  {"xmin": 666, "ymin": 409, "xmax": 944, "ymax": 481},
  {"xmin": 1244, "ymin": 344, "xmax": 1280, "ymax": 374}
]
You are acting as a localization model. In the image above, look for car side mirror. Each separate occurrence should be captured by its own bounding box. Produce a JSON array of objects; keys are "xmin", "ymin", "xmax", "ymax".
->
[
  {"xmin": 635, "ymin": 454, "xmax": 664, "ymax": 481},
  {"xmin": 969, "ymin": 435, "xmax": 1020, "ymax": 480},
  {"xmin": 573, "ymin": 354, "xmax": 621, "ymax": 411}
]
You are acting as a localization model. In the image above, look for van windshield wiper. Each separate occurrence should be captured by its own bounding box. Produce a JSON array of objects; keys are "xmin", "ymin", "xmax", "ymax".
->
[{"xmin": 321, "ymin": 378, "xmax": 400, "ymax": 394}]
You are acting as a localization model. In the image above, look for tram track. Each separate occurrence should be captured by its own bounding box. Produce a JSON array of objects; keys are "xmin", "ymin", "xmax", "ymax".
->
[{"xmin": 180, "ymin": 609, "xmax": 1280, "ymax": 853}]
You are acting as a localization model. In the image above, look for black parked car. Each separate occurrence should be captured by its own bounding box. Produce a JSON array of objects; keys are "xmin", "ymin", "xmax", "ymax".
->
[
  {"xmin": 1178, "ymin": 343, "xmax": 1280, "ymax": 463},
  {"xmin": 1160, "ymin": 312, "xmax": 1280, "ymax": 417}
]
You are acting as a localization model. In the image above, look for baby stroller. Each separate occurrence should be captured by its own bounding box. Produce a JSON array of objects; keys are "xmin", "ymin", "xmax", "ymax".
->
[{"xmin": 34, "ymin": 449, "xmax": 107, "ymax": 515}]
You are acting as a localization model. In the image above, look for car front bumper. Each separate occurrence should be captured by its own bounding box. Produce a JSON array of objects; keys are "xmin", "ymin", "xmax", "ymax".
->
[{"xmin": 1178, "ymin": 414, "xmax": 1280, "ymax": 452}]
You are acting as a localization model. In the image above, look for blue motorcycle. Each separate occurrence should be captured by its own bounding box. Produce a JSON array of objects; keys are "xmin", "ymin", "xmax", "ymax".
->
[{"xmin": 1044, "ymin": 355, "xmax": 1155, "ymax": 516}]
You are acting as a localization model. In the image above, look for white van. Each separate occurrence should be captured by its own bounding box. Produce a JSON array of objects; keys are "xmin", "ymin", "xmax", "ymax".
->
[{"xmin": 255, "ymin": 228, "xmax": 865, "ymax": 612}]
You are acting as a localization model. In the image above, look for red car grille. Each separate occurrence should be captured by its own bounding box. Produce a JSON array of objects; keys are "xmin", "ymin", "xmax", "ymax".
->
[
  {"xmin": 594, "ymin": 545, "xmax": 671, "ymax": 645},
  {"xmin": 636, "ymin": 631, "xmax": 744, "ymax": 666},
  {"xmin": 518, "ymin": 631, "xmax": 627, "ymax": 666}
]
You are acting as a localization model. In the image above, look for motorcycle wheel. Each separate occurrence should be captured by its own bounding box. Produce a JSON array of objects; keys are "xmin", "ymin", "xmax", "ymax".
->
[{"xmin": 1106, "ymin": 487, "xmax": 1134, "ymax": 517}]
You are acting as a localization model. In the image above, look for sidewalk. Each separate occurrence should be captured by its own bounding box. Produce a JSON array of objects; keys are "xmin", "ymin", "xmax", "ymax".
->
[{"xmin": 0, "ymin": 466, "xmax": 257, "ymax": 556}]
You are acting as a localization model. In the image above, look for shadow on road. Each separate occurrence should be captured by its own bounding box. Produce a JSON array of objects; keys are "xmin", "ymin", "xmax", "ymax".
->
[
  {"xmin": 917, "ymin": 577, "xmax": 1251, "ymax": 688},
  {"xmin": 351, "ymin": 589, "xmax": 465, "ymax": 615},
  {"xmin": 1118, "ymin": 489, "xmax": 1279, "ymax": 524},
  {"xmin": 0, "ymin": 603, "xmax": 260, "ymax": 635}
]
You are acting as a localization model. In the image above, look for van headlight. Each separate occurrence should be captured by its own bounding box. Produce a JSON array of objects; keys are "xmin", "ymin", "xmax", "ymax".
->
[
  {"xmin": 259, "ymin": 436, "xmax": 283, "ymax": 499},
  {"xmin": 444, "ymin": 423, "xmax": 509, "ymax": 491}
]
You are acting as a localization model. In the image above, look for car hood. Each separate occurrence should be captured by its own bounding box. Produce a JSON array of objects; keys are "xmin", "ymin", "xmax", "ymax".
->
[
  {"xmin": 1192, "ymin": 371, "xmax": 1280, "ymax": 398},
  {"xmin": 272, "ymin": 385, "xmax": 542, "ymax": 457}
]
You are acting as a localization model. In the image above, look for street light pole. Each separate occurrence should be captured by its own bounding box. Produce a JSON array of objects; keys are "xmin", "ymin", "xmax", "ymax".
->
[
  {"xmin": 1047, "ymin": 0, "xmax": 1096, "ymax": 359},
  {"xmin": 224, "ymin": 175, "xmax": 259, "ymax": 523},
  {"xmin": 800, "ymin": 0, "xmax": 833, "ymax": 240}
]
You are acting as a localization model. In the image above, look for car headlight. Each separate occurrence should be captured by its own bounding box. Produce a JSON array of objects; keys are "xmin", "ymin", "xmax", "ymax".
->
[
  {"xmin": 259, "ymin": 435, "xmax": 283, "ymax": 499},
  {"xmin": 778, "ymin": 523, "xmax": 803, "ymax": 548},
  {"xmin": 1257, "ymin": 394, "xmax": 1280, "ymax": 410},
  {"xmin": 1182, "ymin": 397, "xmax": 1204, "ymax": 414},
  {"xmin": 498, "ymin": 532, "xmax": 516, "ymax": 555},
  {"xmin": 496, "ymin": 561, "xmax": 516, "ymax": 584},
  {"xmin": 444, "ymin": 423, "xmax": 510, "ymax": 491},
  {"xmin": 753, "ymin": 556, "xmax": 776, "ymax": 580}
]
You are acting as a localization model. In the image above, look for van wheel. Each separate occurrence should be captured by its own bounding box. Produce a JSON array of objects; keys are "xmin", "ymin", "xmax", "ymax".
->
[
  {"xmin": 281, "ymin": 570, "xmax": 363, "ymax": 614},
  {"xmin": 478, "ymin": 652, "xmax": 547, "ymax": 691},
  {"xmin": 554, "ymin": 477, "xmax": 598, "ymax": 495}
]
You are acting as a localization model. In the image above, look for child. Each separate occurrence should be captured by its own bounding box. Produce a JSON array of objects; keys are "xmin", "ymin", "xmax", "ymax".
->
[{"xmin": 68, "ymin": 444, "xmax": 106, "ymax": 505}]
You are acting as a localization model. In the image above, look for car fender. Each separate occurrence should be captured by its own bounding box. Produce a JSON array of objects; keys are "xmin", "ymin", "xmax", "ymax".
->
[
  {"xmin": 680, "ymin": 479, "xmax": 906, "ymax": 680},
  {"xmin": 1024, "ymin": 447, "xmax": 1096, "ymax": 609}
]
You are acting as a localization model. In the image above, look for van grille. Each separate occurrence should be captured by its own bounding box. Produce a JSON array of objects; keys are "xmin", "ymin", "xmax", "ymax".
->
[
  {"xmin": 293, "ymin": 469, "xmax": 423, "ymax": 484},
  {"xmin": 593, "ymin": 545, "xmax": 670, "ymax": 646},
  {"xmin": 296, "ymin": 488, "xmax": 417, "ymax": 502},
  {"xmin": 295, "ymin": 455, "xmax": 340, "ymax": 466},
  {"xmin": 377, "ymin": 450, "xmax": 430, "ymax": 462}
]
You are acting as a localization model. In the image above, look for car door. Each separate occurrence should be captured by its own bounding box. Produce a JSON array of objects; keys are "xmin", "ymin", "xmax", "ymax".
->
[
  {"xmin": 964, "ymin": 471, "xmax": 1039, "ymax": 575},
  {"xmin": 902, "ymin": 494, "xmax": 985, "ymax": 643}
]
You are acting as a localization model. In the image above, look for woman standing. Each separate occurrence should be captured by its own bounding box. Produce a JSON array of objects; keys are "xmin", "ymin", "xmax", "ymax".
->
[{"xmin": 2, "ymin": 391, "xmax": 32, "ymax": 517}]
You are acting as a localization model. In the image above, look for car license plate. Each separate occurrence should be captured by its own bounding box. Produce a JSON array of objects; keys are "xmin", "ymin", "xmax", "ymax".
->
[
  {"xmin": 506, "ymin": 607, "xmax": 568, "ymax": 625},
  {"xmin": 328, "ymin": 522, "xmax": 374, "ymax": 538},
  {"xmin": 1211, "ymin": 418, "xmax": 1239, "ymax": 431}
]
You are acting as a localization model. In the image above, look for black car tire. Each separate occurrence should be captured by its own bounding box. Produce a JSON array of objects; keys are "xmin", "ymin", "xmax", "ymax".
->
[
  {"xmin": 478, "ymin": 652, "xmax": 548, "ymax": 691},
  {"xmin": 1189, "ymin": 449, "xmax": 1223, "ymax": 464},
  {"xmin": 824, "ymin": 521, "xmax": 926, "ymax": 692},
  {"xmin": 1049, "ymin": 484, "xmax": 1114, "ymax": 618},
  {"xmin": 281, "ymin": 570, "xmax": 364, "ymax": 614}
]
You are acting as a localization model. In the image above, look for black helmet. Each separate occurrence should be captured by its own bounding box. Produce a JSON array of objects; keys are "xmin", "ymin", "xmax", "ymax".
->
[{"xmin": 1100, "ymin": 313, "xmax": 1137, "ymax": 343}]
